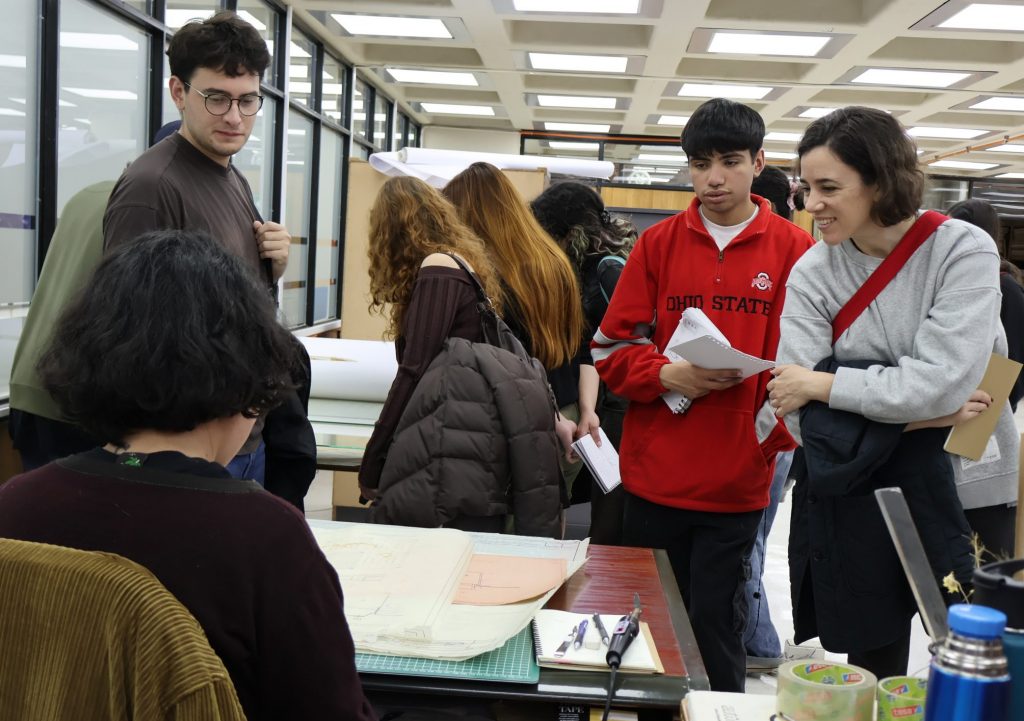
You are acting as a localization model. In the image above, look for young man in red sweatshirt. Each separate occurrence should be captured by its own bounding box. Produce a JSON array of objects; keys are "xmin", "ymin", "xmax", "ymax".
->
[{"xmin": 592, "ymin": 98, "xmax": 814, "ymax": 691}]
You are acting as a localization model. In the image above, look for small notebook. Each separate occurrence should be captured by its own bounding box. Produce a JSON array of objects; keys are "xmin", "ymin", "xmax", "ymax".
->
[
  {"xmin": 944, "ymin": 353, "xmax": 1023, "ymax": 461},
  {"xmin": 571, "ymin": 428, "xmax": 621, "ymax": 494},
  {"xmin": 532, "ymin": 609, "xmax": 663, "ymax": 674}
]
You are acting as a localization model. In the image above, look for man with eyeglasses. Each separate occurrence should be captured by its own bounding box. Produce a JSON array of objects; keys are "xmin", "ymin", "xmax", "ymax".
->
[{"xmin": 102, "ymin": 12, "xmax": 302, "ymax": 489}]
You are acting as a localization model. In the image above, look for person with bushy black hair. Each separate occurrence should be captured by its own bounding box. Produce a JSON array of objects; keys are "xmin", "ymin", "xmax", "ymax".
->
[
  {"xmin": 0, "ymin": 230, "xmax": 376, "ymax": 721},
  {"xmin": 751, "ymin": 165, "xmax": 794, "ymax": 221},
  {"xmin": 592, "ymin": 98, "xmax": 814, "ymax": 691}
]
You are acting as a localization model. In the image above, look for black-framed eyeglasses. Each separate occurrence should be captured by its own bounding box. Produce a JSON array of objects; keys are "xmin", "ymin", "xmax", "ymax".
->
[{"xmin": 184, "ymin": 82, "xmax": 264, "ymax": 117}]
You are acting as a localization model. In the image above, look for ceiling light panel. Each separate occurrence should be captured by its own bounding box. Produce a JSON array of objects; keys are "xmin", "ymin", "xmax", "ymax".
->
[
  {"xmin": 537, "ymin": 94, "xmax": 617, "ymax": 109},
  {"xmin": 851, "ymin": 68, "xmax": 972, "ymax": 88},
  {"xmin": 708, "ymin": 31, "xmax": 830, "ymax": 57},
  {"xmin": 63, "ymin": 87, "xmax": 137, "ymax": 100},
  {"xmin": 676, "ymin": 82, "xmax": 773, "ymax": 100},
  {"xmin": 657, "ymin": 115, "xmax": 689, "ymax": 126},
  {"xmin": 548, "ymin": 141, "xmax": 601, "ymax": 150},
  {"xmin": 513, "ymin": 0, "xmax": 639, "ymax": 12},
  {"xmin": 969, "ymin": 97, "xmax": 1024, "ymax": 112},
  {"xmin": 386, "ymin": 68, "xmax": 478, "ymax": 86},
  {"xmin": 544, "ymin": 122, "xmax": 611, "ymax": 132},
  {"xmin": 421, "ymin": 103, "xmax": 495, "ymax": 115},
  {"xmin": 908, "ymin": 126, "xmax": 988, "ymax": 139},
  {"xmin": 799, "ymin": 107, "xmax": 838, "ymax": 119},
  {"xmin": 764, "ymin": 151, "xmax": 797, "ymax": 159},
  {"xmin": 528, "ymin": 53, "xmax": 629, "ymax": 73},
  {"xmin": 940, "ymin": 3, "xmax": 1024, "ymax": 31},
  {"xmin": 332, "ymin": 14, "xmax": 452, "ymax": 39},
  {"xmin": 637, "ymin": 153, "xmax": 687, "ymax": 163},
  {"xmin": 990, "ymin": 144, "xmax": 1024, "ymax": 153},
  {"xmin": 60, "ymin": 32, "xmax": 138, "ymax": 50},
  {"xmin": 930, "ymin": 159, "xmax": 999, "ymax": 170},
  {"xmin": 765, "ymin": 132, "xmax": 803, "ymax": 142},
  {"xmin": 995, "ymin": 173, "xmax": 1024, "ymax": 179}
]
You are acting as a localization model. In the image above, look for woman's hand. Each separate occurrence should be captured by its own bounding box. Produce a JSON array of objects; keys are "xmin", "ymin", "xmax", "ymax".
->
[
  {"xmin": 658, "ymin": 360, "xmax": 743, "ymax": 399},
  {"xmin": 906, "ymin": 389, "xmax": 992, "ymax": 431},
  {"xmin": 575, "ymin": 408, "xmax": 602, "ymax": 444},
  {"xmin": 767, "ymin": 364, "xmax": 834, "ymax": 416},
  {"xmin": 555, "ymin": 413, "xmax": 578, "ymax": 461}
]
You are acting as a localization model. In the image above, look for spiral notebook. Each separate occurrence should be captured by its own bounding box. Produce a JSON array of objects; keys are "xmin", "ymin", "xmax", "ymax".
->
[{"xmin": 531, "ymin": 609, "xmax": 664, "ymax": 673}]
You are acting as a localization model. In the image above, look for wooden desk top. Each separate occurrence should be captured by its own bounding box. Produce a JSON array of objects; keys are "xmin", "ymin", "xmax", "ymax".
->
[{"xmin": 546, "ymin": 544, "xmax": 686, "ymax": 678}]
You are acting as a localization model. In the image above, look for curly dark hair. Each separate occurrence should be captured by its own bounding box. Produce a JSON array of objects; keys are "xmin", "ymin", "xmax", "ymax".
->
[
  {"xmin": 530, "ymin": 181, "xmax": 636, "ymax": 271},
  {"xmin": 797, "ymin": 106, "xmax": 923, "ymax": 227},
  {"xmin": 167, "ymin": 10, "xmax": 270, "ymax": 82},
  {"xmin": 751, "ymin": 166, "xmax": 793, "ymax": 221},
  {"xmin": 38, "ymin": 230, "xmax": 298, "ymax": 446}
]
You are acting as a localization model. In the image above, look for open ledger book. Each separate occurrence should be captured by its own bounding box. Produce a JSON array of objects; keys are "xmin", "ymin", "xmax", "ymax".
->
[
  {"xmin": 661, "ymin": 308, "xmax": 776, "ymax": 414},
  {"xmin": 532, "ymin": 609, "xmax": 664, "ymax": 673}
]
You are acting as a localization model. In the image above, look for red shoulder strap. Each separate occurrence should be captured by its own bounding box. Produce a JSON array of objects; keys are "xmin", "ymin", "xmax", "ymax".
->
[{"xmin": 831, "ymin": 210, "xmax": 948, "ymax": 345}]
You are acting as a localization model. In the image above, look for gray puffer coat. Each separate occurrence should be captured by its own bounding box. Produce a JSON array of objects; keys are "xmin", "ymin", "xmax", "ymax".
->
[{"xmin": 371, "ymin": 336, "xmax": 563, "ymax": 538}]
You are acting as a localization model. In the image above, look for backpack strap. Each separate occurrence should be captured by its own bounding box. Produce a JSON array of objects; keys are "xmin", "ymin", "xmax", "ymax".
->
[
  {"xmin": 446, "ymin": 253, "xmax": 490, "ymax": 304},
  {"xmin": 596, "ymin": 255, "xmax": 626, "ymax": 304},
  {"xmin": 831, "ymin": 210, "xmax": 947, "ymax": 345}
]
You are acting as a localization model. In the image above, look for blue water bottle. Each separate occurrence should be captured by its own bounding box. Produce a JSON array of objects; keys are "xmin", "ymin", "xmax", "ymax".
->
[{"xmin": 924, "ymin": 604, "xmax": 1011, "ymax": 721}]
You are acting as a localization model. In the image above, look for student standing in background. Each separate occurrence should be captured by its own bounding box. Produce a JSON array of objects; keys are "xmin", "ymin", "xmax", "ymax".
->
[{"xmin": 592, "ymin": 98, "xmax": 814, "ymax": 691}]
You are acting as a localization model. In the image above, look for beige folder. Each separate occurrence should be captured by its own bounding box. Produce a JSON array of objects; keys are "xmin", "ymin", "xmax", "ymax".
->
[{"xmin": 944, "ymin": 353, "xmax": 1023, "ymax": 461}]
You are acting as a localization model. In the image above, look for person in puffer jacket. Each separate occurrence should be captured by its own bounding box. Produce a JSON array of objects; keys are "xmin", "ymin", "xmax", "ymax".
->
[{"xmin": 359, "ymin": 176, "xmax": 563, "ymax": 537}]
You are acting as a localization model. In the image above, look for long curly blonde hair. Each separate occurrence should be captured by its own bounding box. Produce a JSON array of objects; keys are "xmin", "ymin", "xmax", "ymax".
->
[
  {"xmin": 444, "ymin": 163, "xmax": 583, "ymax": 369},
  {"xmin": 367, "ymin": 176, "xmax": 502, "ymax": 339}
]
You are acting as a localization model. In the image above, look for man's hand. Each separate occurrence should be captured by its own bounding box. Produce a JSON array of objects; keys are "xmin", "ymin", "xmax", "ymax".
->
[
  {"xmin": 767, "ymin": 364, "xmax": 833, "ymax": 416},
  {"xmin": 254, "ymin": 220, "xmax": 290, "ymax": 281},
  {"xmin": 658, "ymin": 360, "xmax": 743, "ymax": 399}
]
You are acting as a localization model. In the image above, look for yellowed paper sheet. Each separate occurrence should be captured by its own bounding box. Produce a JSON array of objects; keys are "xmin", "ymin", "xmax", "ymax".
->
[
  {"xmin": 454, "ymin": 554, "xmax": 567, "ymax": 605},
  {"xmin": 944, "ymin": 353, "xmax": 1023, "ymax": 461}
]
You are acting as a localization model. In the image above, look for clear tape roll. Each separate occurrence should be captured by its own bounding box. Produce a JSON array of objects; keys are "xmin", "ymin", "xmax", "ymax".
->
[{"xmin": 776, "ymin": 660, "xmax": 877, "ymax": 721}]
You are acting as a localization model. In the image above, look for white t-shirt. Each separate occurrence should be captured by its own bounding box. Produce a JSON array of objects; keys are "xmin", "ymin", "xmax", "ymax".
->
[{"xmin": 700, "ymin": 205, "xmax": 759, "ymax": 252}]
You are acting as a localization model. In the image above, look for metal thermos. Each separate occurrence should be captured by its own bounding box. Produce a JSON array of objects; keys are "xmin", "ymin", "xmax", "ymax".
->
[
  {"xmin": 923, "ymin": 604, "xmax": 1011, "ymax": 721},
  {"xmin": 973, "ymin": 559, "xmax": 1024, "ymax": 721}
]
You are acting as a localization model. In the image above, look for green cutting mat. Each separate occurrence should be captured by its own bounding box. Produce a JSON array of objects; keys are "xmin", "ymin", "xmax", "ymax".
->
[{"xmin": 355, "ymin": 626, "xmax": 539, "ymax": 684}]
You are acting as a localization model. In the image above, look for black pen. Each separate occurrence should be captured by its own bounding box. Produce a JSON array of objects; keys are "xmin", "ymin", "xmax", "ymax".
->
[{"xmin": 592, "ymin": 612, "xmax": 610, "ymax": 646}]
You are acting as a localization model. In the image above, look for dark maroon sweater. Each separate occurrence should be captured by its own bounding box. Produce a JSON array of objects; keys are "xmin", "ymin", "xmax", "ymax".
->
[{"xmin": 0, "ymin": 449, "xmax": 376, "ymax": 721}]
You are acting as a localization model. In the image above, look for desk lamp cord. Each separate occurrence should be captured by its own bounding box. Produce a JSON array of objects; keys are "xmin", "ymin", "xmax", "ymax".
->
[{"xmin": 600, "ymin": 663, "xmax": 618, "ymax": 721}]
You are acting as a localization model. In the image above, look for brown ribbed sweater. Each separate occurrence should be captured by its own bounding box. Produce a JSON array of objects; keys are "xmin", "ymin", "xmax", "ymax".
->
[{"xmin": 0, "ymin": 538, "xmax": 246, "ymax": 721}]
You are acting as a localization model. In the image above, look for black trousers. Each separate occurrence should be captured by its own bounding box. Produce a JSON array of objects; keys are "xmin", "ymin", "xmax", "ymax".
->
[
  {"xmin": 964, "ymin": 503, "xmax": 1017, "ymax": 562},
  {"xmin": 848, "ymin": 629, "xmax": 911, "ymax": 679},
  {"xmin": 622, "ymin": 492, "xmax": 761, "ymax": 692}
]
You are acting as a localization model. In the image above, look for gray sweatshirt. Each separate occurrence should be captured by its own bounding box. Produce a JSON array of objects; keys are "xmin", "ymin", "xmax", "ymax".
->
[{"xmin": 777, "ymin": 218, "xmax": 1018, "ymax": 510}]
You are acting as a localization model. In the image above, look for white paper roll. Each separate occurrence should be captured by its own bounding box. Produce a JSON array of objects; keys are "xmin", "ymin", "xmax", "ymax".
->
[{"xmin": 300, "ymin": 337, "xmax": 398, "ymax": 402}]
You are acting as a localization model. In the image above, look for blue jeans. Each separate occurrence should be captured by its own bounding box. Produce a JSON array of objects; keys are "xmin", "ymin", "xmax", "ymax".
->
[
  {"xmin": 224, "ymin": 442, "xmax": 266, "ymax": 486},
  {"xmin": 742, "ymin": 450, "xmax": 793, "ymax": 658}
]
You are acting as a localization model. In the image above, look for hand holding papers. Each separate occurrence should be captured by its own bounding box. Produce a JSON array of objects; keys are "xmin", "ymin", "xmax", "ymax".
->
[
  {"xmin": 660, "ymin": 309, "xmax": 775, "ymax": 414},
  {"xmin": 571, "ymin": 428, "xmax": 621, "ymax": 494}
]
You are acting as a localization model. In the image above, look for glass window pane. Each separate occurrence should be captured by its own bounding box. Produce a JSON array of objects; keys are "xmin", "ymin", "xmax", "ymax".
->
[
  {"xmin": 282, "ymin": 112, "xmax": 313, "ymax": 327},
  {"xmin": 322, "ymin": 54, "xmax": 345, "ymax": 125},
  {"xmin": 407, "ymin": 121, "xmax": 420, "ymax": 149},
  {"xmin": 289, "ymin": 29, "xmax": 314, "ymax": 108},
  {"xmin": 373, "ymin": 92, "xmax": 389, "ymax": 148},
  {"xmin": 164, "ymin": 2, "xmax": 217, "ymax": 31},
  {"xmin": 59, "ymin": 0, "xmax": 148, "ymax": 217},
  {"xmin": 354, "ymin": 142, "xmax": 371, "ymax": 161},
  {"xmin": 314, "ymin": 128, "xmax": 343, "ymax": 321},
  {"xmin": 353, "ymin": 78, "xmax": 368, "ymax": 139},
  {"xmin": 235, "ymin": 95, "xmax": 276, "ymax": 218},
  {"xmin": 235, "ymin": 0, "xmax": 278, "ymax": 86},
  {"xmin": 603, "ymin": 141, "xmax": 688, "ymax": 186},
  {"xmin": 0, "ymin": 0, "xmax": 38, "ymax": 399}
]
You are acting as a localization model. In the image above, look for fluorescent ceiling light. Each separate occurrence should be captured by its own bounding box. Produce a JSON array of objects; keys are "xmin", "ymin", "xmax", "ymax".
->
[
  {"xmin": 995, "ymin": 173, "xmax": 1024, "ymax": 179},
  {"xmin": 0, "ymin": 108, "xmax": 25, "ymax": 117},
  {"xmin": 289, "ymin": 65, "xmax": 308, "ymax": 78},
  {"xmin": 421, "ymin": 103, "xmax": 495, "ymax": 116},
  {"xmin": 970, "ymin": 97, "xmax": 1024, "ymax": 112},
  {"xmin": 323, "ymin": 100, "xmax": 338, "ymax": 111},
  {"xmin": 386, "ymin": 68, "xmax": 478, "ymax": 86},
  {"xmin": 0, "ymin": 55, "xmax": 25, "ymax": 68},
  {"xmin": 537, "ymin": 94, "xmax": 617, "ymax": 109},
  {"xmin": 548, "ymin": 141, "xmax": 600, "ymax": 150},
  {"xmin": 929, "ymin": 159, "xmax": 998, "ymax": 170},
  {"xmin": 657, "ymin": 115, "xmax": 689, "ymax": 126},
  {"xmin": 939, "ymin": 4, "xmax": 1024, "ymax": 31},
  {"xmin": 707, "ymin": 32, "xmax": 830, "ymax": 57},
  {"xmin": 637, "ymin": 153, "xmax": 687, "ymax": 163},
  {"xmin": 908, "ymin": 126, "xmax": 988, "ymax": 139},
  {"xmin": 852, "ymin": 68, "xmax": 971, "ymax": 88},
  {"xmin": 529, "ymin": 52, "xmax": 628, "ymax": 73},
  {"xmin": 235, "ymin": 11, "xmax": 267, "ymax": 31},
  {"xmin": 544, "ymin": 122, "xmax": 611, "ymax": 132},
  {"xmin": 164, "ymin": 9, "xmax": 214, "ymax": 28},
  {"xmin": 677, "ymin": 82, "xmax": 772, "ymax": 100},
  {"xmin": 324, "ymin": 83, "xmax": 344, "ymax": 96},
  {"xmin": 990, "ymin": 144, "xmax": 1024, "ymax": 153},
  {"xmin": 513, "ymin": 0, "xmax": 639, "ymax": 12},
  {"xmin": 63, "ymin": 87, "xmax": 137, "ymax": 100},
  {"xmin": 765, "ymin": 131, "xmax": 802, "ymax": 142},
  {"xmin": 60, "ymin": 32, "xmax": 138, "ymax": 51},
  {"xmin": 799, "ymin": 107, "xmax": 837, "ymax": 119},
  {"xmin": 287, "ymin": 128, "xmax": 306, "ymax": 136},
  {"xmin": 765, "ymin": 151, "xmax": 797, "ymax": 160},
  {"xmin": 290, "ymin": 82, "xmax": 312, "ymax": 94},
  {"xmin": 332, "ymin": 14, "xmax": 452, "ymax": 39}
]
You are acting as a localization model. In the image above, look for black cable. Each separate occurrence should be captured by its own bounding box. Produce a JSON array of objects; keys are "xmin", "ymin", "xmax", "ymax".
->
[{"xmin": 601, "ymin": 663, "xmax": 619, "ymax": 721}]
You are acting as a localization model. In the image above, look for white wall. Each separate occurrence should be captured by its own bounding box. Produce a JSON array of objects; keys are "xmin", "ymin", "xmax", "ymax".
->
[{"xmin": 421, "ymin": 126, "xmax": 521, "ymax": 155}]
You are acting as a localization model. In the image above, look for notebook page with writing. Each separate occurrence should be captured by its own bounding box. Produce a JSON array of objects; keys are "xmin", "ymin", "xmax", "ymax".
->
[{"xmin": 668, "ymin": 335, "xmax": 774, "ymax": 380}]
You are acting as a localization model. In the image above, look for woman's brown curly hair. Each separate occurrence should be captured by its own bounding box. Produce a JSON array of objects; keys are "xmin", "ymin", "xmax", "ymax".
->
[{"xmin": 367, "ymin": 176, "xmax": 502, "ymax": 338}]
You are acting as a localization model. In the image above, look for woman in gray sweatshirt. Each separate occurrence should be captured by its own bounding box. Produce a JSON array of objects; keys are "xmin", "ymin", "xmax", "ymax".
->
[{"xmin": 767, "ymin": 106, "xmax": 1018, "ymax": 678}]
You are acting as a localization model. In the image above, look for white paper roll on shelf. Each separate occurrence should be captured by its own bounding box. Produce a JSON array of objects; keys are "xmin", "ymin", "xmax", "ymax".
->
[
  {"xmin": 300, "ymin": 337, "xmax": 398, "ymax": 402},
  {"xmin": 776, "ymin": 661, "xmax": 876, "ymax": 721}
]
